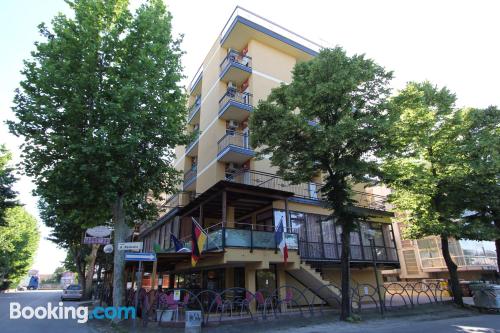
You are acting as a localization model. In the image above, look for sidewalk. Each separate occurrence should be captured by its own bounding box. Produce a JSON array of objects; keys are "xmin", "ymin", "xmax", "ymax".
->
[{"xmin": 89, "ymin": 303, "xmax": 498, "ymax": 333}]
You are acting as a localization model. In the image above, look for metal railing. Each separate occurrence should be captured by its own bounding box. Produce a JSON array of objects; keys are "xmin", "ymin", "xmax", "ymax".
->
[
  {"xmin": 219, "ymin": 88, "xmax": 252, "ymax": 110},
  {"xmin": 186, "ymin": 130, "xmax": 201, "ymax": 152},
  {"xmin": 225, "ymin": 169, "xmax": 389, "ymax": 211},
  {"xmin": 189, "ymin": 65, "xmax": 203, "ymax": 92},
  {"xmin": 420, "ymin": 255, "xmax": 498, "ymax": 269},
  {"xmin": 298, "ymin": 240, "xmax": 398, "ymax": 262},
  {"xmin": 188, "ymin": 95, "xmax": 201, "ymax": 121},
  {"xmin": 162, "ymin": 191, "xmax": 196, "ymax": 209},
  {"xmin": 184, "ymin": 166, "xmax": 197, "ymax": 187},
  {"xmin": 217, "ymin": 131, "xmax": 251, "ymax": 153},
  {"xmin": 220, "ymin": 49, "xmax": 252, "ymax": 72}
]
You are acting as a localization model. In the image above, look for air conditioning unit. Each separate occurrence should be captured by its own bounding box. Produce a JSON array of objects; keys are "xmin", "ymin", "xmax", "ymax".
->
[
  {"xmin": 228, "ymin": 120, "xmax": 239, "ymax": 129},
  {"xmin": 226, "ymin": 162, "xmax": 240, "ymax": 172}
]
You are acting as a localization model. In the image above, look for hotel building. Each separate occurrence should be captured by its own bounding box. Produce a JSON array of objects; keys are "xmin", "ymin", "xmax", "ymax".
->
[{"xmin": 136, "ymin": 7, "xmax": 400, "ymax": 299}]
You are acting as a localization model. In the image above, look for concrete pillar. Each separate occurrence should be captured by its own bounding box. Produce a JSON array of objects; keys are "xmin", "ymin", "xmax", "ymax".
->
[{"xmin": 245, "ymin": 266, "xmax": 257, "ymax": 312}]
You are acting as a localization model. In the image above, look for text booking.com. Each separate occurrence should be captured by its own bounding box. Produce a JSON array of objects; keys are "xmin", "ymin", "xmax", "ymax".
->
[{"xmin": 10, "ymin": 302, "xmax": 136, "ymax": 323}]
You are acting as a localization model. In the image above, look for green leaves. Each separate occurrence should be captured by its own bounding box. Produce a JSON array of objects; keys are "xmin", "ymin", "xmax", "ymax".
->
[
  {"xmin": 9, "ymin": 0, "xmax": 187, "ymax": 230},
  {"xmin": 250, "ymin": 47, "xmax": 393, "ymax": 223},
  {"xmin": 0, "ymin": 207, "xmax": 40, "ymax": 287},
  {"xmin": 0, "ymin": 145, "xmax": 19, "ymax": 226},
  {"xmin": 380, "ymin": 81, "xmax": 499, "ymax": 241}
]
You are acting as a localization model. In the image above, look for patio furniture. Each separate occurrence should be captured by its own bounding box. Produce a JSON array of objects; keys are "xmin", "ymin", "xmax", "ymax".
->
[{"xmin": 215, "ymin": 294, "xmax": 233, "ymax": 320}]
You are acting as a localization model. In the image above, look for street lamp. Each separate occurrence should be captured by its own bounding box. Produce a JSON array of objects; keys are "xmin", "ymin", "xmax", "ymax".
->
[{"xmin": 364, "ymin": 228, "xmax": 384, "ymax": 316}]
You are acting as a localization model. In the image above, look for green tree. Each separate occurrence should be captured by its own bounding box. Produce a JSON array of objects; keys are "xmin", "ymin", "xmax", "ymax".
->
[
  {"xmin": 380, "ymin": 81, "xmax": 473, "ymax": 306},
  {"xmin": 9, "ymin": 0, "xmax": 187, "ymax": 307},
  {"xmin": 454, "ymin": 106, "xmax": 500, "ymax": 267},
  {"xmin": 0, "ymin": 145, "xmax": 19, "ymax": 226},
  {"xmin": 0, "ymin": 207, "xmax": 40, "ymax": 288},
  {"xmin": 250, "ymin": 47, "xmax": 393, "ymax": 320}
]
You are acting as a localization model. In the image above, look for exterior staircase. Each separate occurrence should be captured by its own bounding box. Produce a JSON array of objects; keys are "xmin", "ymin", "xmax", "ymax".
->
[{"xmin": 287, "ymin": 261, "xmax": 342, "ymax": 306}]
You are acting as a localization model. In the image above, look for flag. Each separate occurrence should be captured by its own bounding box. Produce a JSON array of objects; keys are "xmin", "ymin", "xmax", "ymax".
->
[
  {"xmin": 191, "ymin": 218, "xmax": 207, "ymax": 267},
  {"xmin": 275, "ymin": 218, "xmax": 288, "ymax": 264},
  {"xmin": 170, "ymin": 234, "xmax": 183, "ymax": 252}
]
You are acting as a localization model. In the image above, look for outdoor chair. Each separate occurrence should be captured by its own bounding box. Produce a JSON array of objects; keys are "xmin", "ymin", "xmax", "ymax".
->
[
  {"xmin": 215, "ymin": 294, "xmax": 233, "ymax": 320},
  {"xmin": 234, "ymin": 291, "xmax": 253, "ymax": 318}
]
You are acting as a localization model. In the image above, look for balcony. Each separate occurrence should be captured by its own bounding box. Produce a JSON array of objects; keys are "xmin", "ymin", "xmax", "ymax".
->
[
  {"xmin": 217, "ymin": 131, "xmax": 254, "ymax": 163},
  {"xmin": 162, "ymin": 191, "xmax": 196, "ymax": 212},
  {"xmin": 225, "ymin": 169, "xmax": 390, "ymax": 212},
  {"xmin": 188, "ymin": 95, "xmax": 201, "ymax": 124},
  {"xmin": 189, "ymin": 65, "xmax": 202, "ymax": 96},
  {"xmin": 186, "ymin": 131, "xmax": 200, "ymax": 157},
  {"xmin": 183, "ymin": 166, "xmax": 197, "ymax": 191},
  {"xmin": 166, "ymin": 225, "xmax": 299, "ymax": 253},
  {"xmin": 219, "ymin": 50, "xmax": 252, "ymax": 86},
  {"xmin": 299, "ymin": 241, "xmax": 398, "ymax": 263},
  {"xmin": 218, "ymin": 89, "xmax": 253, "ymax": 121}
]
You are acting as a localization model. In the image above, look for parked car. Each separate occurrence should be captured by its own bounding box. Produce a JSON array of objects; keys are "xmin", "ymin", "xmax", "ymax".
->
[{"xmin": 61, "ymin": 284, "xmax": 83, "ymax": 301}]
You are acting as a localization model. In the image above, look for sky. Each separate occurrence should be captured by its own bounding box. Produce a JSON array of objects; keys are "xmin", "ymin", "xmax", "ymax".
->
[{"xmin": 0, "ymin": 0, "xmax": 499, "ymax": 274}]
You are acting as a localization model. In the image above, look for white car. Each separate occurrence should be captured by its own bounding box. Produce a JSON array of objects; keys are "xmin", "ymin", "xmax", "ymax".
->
[{"xmin": 61, "ymin": 284, "xmax": 83, "ymax": 301}]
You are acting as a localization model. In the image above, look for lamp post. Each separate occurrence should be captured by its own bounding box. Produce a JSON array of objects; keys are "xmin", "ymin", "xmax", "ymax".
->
[{"xmin": 364, "ymin": 229, "xmax": 384, "ymax": 316}]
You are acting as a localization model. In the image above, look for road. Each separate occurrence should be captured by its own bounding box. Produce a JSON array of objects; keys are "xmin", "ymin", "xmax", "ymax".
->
[{"xmin": 0, "ymin": 290, "xmax": 97, "ymax": 333}]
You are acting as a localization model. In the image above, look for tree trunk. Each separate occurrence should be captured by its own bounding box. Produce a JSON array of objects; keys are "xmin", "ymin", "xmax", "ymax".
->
[
  {"xmin": 441, "ymin": 235, "xmax": 463, "ymax": 306},
  {"xmin": 112, "ymin": 193, "xmax": 127, "ymax": 311},
  {"xmin": 83, "ymin": 244, "xmax": 99, "ymax": 300},
  {"xmin": 340, "ymin": 225, "xmax": 352, "ymax": 320}
]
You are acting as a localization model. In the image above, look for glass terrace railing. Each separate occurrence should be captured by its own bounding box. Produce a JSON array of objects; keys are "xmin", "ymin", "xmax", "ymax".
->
[{"xmin": 166, "ymin": 227, "xmax": 299, "ymax": 253}]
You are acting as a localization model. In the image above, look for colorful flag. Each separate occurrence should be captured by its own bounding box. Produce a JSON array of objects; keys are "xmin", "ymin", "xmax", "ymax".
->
[
  {"xmin": 170, "ymin": 234, "xmax": 183, "ymax": 252},
  {"xmin": 275, "ymin": 218, "xmax": 288, "ymax": 263},
  {"xmin": 191, "ymin": 218, "xmax": 207, "ymax": 267}
]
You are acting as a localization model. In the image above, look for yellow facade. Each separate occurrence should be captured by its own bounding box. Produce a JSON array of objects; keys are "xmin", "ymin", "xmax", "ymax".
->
[{"xmin": 138, "ymin": 8, "xmax": 399, "ymax": 295}]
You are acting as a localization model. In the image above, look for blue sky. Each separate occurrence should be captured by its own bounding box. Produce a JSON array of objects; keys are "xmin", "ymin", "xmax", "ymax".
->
[{"xmin": 1, "ymin": 0, "xmax": 499, "ymax": 274}]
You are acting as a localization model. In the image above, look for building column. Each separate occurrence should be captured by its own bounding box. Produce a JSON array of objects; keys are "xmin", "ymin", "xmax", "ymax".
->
[
  {"xmin": 227, "ymin": 206, "xmax": 235, "ymax": 228},
  {"xmin": 151, "ymin": 260, "xmax": 158, "ymax": 290},
  {"xmin": 245, "ymin": 266, "xmax": 257, "ymax": 312},
  {"xmin": 277, "ymin": 267, "xmax": 287, "ymax": 312}
]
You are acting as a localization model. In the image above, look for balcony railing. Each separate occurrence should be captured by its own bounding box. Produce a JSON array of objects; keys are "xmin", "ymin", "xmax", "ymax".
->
[
  {"xmin": 189, "ymin": 65, "xmax": 203, "ymax": 93},
  {"xmin": 225, "ymin": 169, "xmax": 389, "ymax": 211},
  {"xmin": 219, "ymin": 89, "xmax": 252, "ymax": 109},
  {"xmin": 220, "ymin": 49, "xmax": 252, "ymax": 74},
  {"xmin": 186, "ymin": 130, "xmax": 201, "ymax": 154},
  {"xmin": 421, "ymin": 255, "xmax": 498, "ymax": 269},
  {"xmin": 217, "ymin": 131, "xmax": 251, "ymax": 153},
  {"xmin": 184, "ymin": 166, "xmax": 197, "ymax": 189},
  {"xmin": 162, "ymin": 191, "xmax": 196, "ymax": 210},
  {"xmin": 298, "ymin": 240, "xmax": 398, "ymax": 263},
  {"xmin": 188, "ymin": 95, "xmax": 201, "ymax": 122},
  {"xmin": 166, "ymin": 225, "xmax": 299, "ymax": 253}
]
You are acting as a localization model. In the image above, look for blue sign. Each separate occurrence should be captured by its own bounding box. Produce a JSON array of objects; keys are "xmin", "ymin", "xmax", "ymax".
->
[{"xmin": 124, "ymin": 252, "xmax": 156, "ymax": 262}]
